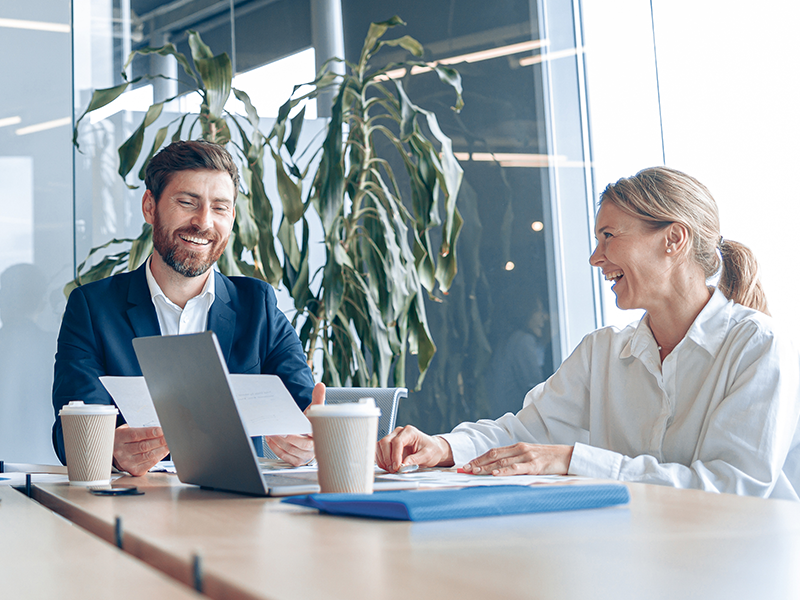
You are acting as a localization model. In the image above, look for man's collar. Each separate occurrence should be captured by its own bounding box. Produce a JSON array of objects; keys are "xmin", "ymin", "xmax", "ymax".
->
[{"xmin": 144, "ymin": 254, "xmax": 216, "ymax": 308}]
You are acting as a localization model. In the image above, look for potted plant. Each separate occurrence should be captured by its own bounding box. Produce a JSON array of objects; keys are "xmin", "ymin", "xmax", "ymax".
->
[{"xmin": 71, "ymin": 16, "xmax": 463, "ymax": 390}]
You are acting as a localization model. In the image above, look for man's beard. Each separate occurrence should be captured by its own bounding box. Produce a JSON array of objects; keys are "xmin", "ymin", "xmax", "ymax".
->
[{"xmin": 151, "ymin": 214, "xmax": 227, "ymax": 278}]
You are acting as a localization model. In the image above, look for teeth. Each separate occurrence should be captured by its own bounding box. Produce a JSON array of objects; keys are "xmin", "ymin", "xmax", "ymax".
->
[
  {"xmin": 605, "ymin": 270, "xmax": 623, "ymax": 282},
  {"xmin": 181, "ymin": 235, "xmax": 211, "ymax": 245}
]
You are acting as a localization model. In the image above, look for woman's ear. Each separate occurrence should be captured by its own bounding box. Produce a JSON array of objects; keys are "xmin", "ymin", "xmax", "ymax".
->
[{"xmin": 665, "ymin": 222, "xmax": 690, "ymax": 255}]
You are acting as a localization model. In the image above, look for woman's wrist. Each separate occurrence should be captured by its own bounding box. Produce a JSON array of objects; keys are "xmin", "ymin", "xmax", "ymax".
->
[{"xmin": 433, "ymin": 435, "xmax": 455, "ymax": 467}]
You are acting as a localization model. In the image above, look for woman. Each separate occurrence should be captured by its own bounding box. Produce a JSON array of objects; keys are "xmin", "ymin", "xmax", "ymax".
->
[{"xmin": 377, "ymin": 167, "xmax": 800, "ymax": 499}]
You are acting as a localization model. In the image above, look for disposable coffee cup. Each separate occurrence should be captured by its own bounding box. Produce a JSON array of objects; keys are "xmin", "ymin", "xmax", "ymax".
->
[
  {"xmin": 59, "ymin": 401, "xmax": 119, "ymax": 486},
  {"xmin": 307, "ymin": 398, "xmax": 381, "ymax": 494}
]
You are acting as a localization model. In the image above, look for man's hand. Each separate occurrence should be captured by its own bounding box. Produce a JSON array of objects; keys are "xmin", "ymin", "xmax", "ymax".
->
[
  {"xmin": 113, "ymin": 424, "xmax": 169, "ymax": 476},
  {"xmin": 460, "ymin": 443, "xmax": 574, "ymax": 476},
  {"xmin": 376, "ymin": 425, "xmax": 454, "ymax": 473},
  {"xmin": 265, "ymin": 382, "xmax": 325, "ymax": 466}
]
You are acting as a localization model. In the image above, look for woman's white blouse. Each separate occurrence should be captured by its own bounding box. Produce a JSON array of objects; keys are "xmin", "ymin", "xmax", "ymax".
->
[{"xmin": 441, "ymin": 289, "xmax": 800, "ymax": 499}]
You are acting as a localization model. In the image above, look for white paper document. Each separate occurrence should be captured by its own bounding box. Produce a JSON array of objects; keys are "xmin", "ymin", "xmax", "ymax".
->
[{"xmin": 100, "ymin": 375, "xmax": 311, "ymax": 436}]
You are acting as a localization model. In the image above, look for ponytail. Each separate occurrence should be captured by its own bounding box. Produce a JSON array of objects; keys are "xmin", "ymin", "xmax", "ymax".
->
[{"xmin": 718, "ymin": 239, "xmax": 770, "ymax": 315}]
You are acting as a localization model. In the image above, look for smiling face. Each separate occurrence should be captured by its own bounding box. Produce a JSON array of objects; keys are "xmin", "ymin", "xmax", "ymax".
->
[
  {"xmin": 143, "ymin": 169, "xmax": 236, "ymax": 279},
  {"xmin": 589, "ymin": 201, "xmax": 671, "ymax": 312}
]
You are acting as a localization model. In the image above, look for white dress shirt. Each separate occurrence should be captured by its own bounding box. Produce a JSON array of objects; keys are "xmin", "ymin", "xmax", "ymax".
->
[
  {"xmin": 145, "ymin": 256, "xmax": 215, "ymax": 335},
  {"xmin": 442, "ymin": 289, "xmax": 800, "ymax": 499}
]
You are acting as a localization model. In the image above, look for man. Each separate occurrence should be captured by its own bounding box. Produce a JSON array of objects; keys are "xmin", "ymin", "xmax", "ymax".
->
[{"xmin": 53, "ymin": 140, "xmax": 323, "ymax": 475}]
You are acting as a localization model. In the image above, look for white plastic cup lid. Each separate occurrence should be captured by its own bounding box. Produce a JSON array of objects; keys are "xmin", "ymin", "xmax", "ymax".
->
[
  {"xmin": 306, "ymin": 397, "xmax": 381, "ymax": 418},
  {"xmin": 59, "ymin": 401, "xmax": 119, "ymax": 417}
]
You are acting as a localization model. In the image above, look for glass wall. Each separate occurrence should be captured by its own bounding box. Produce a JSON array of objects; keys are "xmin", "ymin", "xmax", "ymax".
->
[{"xmin": 0, "ymin": 2, "xmax": 73, "ymax": 463}]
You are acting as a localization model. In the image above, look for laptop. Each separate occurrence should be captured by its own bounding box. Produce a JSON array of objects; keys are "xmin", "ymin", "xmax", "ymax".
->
[{"xmin": 132, "ymin": 332, "xmax": 414, "ymax": 496}]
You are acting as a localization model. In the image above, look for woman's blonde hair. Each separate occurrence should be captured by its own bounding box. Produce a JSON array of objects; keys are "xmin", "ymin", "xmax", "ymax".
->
[{"xmin": 600, "ymin": 166, "xmax": 769, "ymax": 315}]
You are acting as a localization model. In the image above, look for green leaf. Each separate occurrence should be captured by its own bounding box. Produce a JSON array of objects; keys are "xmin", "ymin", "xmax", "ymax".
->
[
  {"xmin": 322, "ymin": 249, "xmax": 344, "ymax": 321},
  {"xmin": 286, "ymin": 106, "xmax": 305, "ymax": 157},
  {"xmin": 270, "ymin": 146, "xmax": 304, "ymax": 225},
  {"xmin": 217, "ymin": 236, "xmax": 244, "ymax": 277},
  {"xmin": 137, "ymin": 125, "xmax": 170, "ymax": 181},
  {"xmin": 200, "ymin": 103, "xmax": 232, "ymax": 145},
  {"xmin": 233, "ymin": 188, "xmax": 260, "ymax": 249},
  {"xmin": 250, "ymin": 174, "xmax": 282, "ymax": 284},
  {"xmin": 432, "ymin": 65, "xmax": 464, "ymax": 112},
  {"xmin": 314, "ymin": 85, "xmax": 345, "ymax": 233},
  {"xmin": 358, "ymin": 16, "xmax": 406, "ymax": 70},
  {"xmin": 284, "ymin": 218, "xmax": 311, "ymax": 310},
  {"xmin": 232, "ymin": 88, "xmax": 264, "ymax": 154},
  {"xmin": 277, "ymin": 216, "xmax": 301, "ymax": 272},
  {"xmin": 413, "ymin": 228, "xmax": 436, "ymax": 292},
  {"xmin": 409, "ymin": 292, "xmax": 436, "ymax": 389},
  {"xmin": 128, "ymin": 224, "xmax": 153, "ymax": 270},
  {"xmin": 195, "ymin": 53, "xmax": 232, "ymax": 119},
  {"xmin": 187, "ymin": 30, "xmax": 214, "ymax": 60},
  {"xmin": 171, "ymin": 113, "xmax": 190, "ymax": 142},
  {"xmin": 123, "ymin": 42, "xmax": 198, "ymax": 87},
  {"xmin": 333, "ymin": 310, "xmax": 371, "ymax": 385},
  {"xmin": 117, "ymin": 102, "xmax": 165, "ymax": 187},
  {"xmin": 434, "ymin": 207, "xmax": 463, "ymax": 292},
  {"xmin": 350, "ymin": 271, "xmax": 393, "ymax": 386},
  {"xmin": 320, "ymin": 343, "xmax": 344, "ymax": 388},
  {"xmin": 73, "ymin": 80, "xmax": 137, "ymax": 150},
  {"xmin": 374, "ymin": 35, "xmax": 424, "ymax": 58}
]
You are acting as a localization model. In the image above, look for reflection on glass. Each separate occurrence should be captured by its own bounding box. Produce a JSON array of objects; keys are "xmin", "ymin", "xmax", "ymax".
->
[
  {"xmin": 1, "ymin": 0, "xmax": 70, "ymax": 463},
  {"xmin": 0, "ymin": 265, "xmax": 57, "ymax": 462}
]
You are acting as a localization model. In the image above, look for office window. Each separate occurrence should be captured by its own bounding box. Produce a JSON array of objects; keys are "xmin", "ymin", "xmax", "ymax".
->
[{"xmin": 0, "ymin": 1, "xmax": 72, "ymax": 463}]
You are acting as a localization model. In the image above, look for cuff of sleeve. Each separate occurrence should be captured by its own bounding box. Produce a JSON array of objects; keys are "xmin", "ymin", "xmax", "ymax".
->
[
  {"xmin": 438, "ymin": 432, "xmax": 477, "ymax": 468},
  {"xmin": 568, "ymin": 442, "xmax": 623, "ymax": 480}
]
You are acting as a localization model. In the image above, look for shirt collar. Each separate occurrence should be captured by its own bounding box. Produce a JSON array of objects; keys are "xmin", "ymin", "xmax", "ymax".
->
[
  {"xmin": 620, "ymin": 287, "xmax": 732, "ymax": 361},
  {"xmin": 144, "ymin": 254, "xmax": 216, "ymax": 309}
]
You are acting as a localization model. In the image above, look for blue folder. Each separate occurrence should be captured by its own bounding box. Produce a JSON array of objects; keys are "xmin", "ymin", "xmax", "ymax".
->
[{"xmin": 282, "ymin": 484, "xmax": 630, "ymax": 521}]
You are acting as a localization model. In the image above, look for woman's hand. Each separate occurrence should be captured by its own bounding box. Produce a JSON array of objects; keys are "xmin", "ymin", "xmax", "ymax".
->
[
  {"xmin": 462, "ymin": 443, "xmax": 574, "ymax": 476},
  {"xmin": 376, "ymin": 425, "xmax": 454, "ymax": 473}
]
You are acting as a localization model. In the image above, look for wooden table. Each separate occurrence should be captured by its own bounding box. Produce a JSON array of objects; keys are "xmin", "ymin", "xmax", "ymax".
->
[
  {"xmin": 0, "ymin": 485, "xmax": 202, "ymax": 599},
  {"xmin": 32, "ymin": 474, "xmax": 800, "ymax": 600}
]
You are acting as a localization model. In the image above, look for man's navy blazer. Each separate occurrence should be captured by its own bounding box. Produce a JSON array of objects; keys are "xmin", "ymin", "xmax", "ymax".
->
[{"xmin": 52, "ymin": 262, "xmax": 314, "ymax": 464}]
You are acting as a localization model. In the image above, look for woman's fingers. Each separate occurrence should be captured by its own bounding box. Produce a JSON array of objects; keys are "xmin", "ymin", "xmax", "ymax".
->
[
  {"xmin": 463, "ymin": 443, "xmax": 574, "ymax": 476},
  {"xmin": 376, "ymin": 426, "xmax": 454, "ymax": 472}
]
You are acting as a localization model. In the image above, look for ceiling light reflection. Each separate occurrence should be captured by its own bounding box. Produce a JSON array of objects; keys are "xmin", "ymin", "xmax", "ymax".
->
[
  {"xmin": 377, "ymin": 39, "xmax": 549, "ymax": 81},
  {"xmin": 519, "ymin": 47, "xmax": 584, "ymax": 67},
  {"xmin": 0, "ymin": 116, "xmax": 22, "ymax": 128},
  {"xmin": 0, "ymin": 18, "xmax": 70, "ymax": 33},
  {"xmin": 16, "ymin": 117, "xmax": 71, "ymax": 136}
]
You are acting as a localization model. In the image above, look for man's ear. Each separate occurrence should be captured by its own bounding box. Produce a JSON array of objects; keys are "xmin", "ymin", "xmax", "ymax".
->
[{"xmin": 142, "ymin": 190, "xmax": 156, "ymax": 225}]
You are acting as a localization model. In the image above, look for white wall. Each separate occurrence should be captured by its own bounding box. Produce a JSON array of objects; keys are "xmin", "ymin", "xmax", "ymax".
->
[
  {"xmin": 583, "ymin": 0, "xmax": 800, "ymax": 342},
  {"xmin": 653, "ymin": 0, "xmax": 800, "ymax": 338}
]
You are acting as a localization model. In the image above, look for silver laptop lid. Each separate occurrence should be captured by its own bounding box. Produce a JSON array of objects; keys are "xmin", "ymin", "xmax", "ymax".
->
[{"xmin": 133, "ymin": 332, "xmax": 269, "ymax": 495}]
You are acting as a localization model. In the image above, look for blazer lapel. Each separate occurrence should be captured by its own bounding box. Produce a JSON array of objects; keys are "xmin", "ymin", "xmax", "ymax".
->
[
  {"xmin": 208, "ymin": 270, "xmax": 236, "ymax": 361},
  {"xmin": 127, "ymin": 263, "xmax": 161, "ymax": 338}
]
